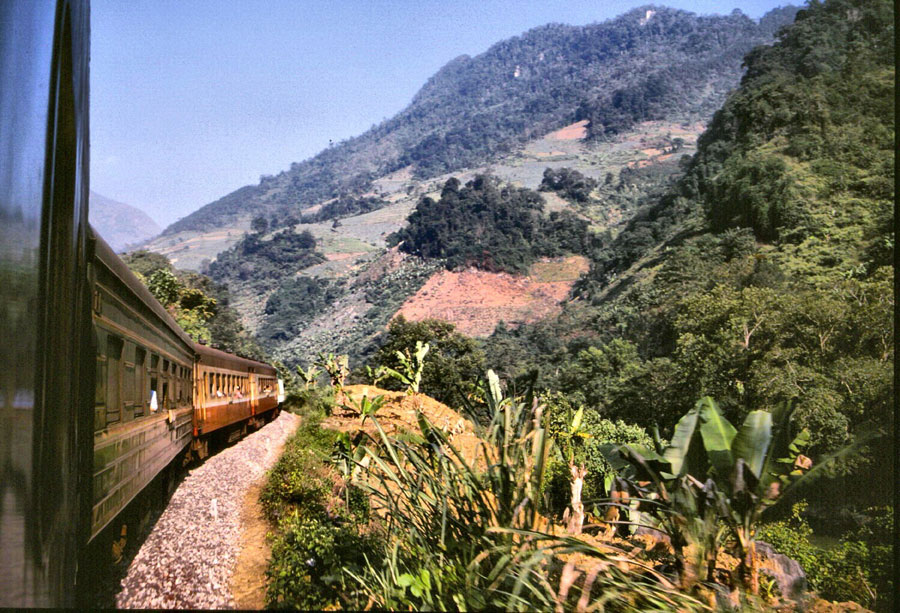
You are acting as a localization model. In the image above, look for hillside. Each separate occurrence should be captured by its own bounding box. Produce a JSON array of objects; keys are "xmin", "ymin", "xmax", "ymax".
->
[
  {"xmin": 89, "ymin": 191, "xmax": 161, "ymax": 252},
  {"xmin": 482, "ymin": 0, "xmax": 893, "ymax": 569},
  {"xmin": 204, "ymin": 116, "xmax": 700, "ymax": 368},
  {"xmin": 159, "ymin": 5, "xmax": 797, "ymax": 238}
]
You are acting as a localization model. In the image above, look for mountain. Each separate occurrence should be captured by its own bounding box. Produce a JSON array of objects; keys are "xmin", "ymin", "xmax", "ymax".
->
[
  {"xmin": 483, "ymin": 0, "xmax": 893, "ymax": 553},
  {"xmin": 159, "ymin": 5, "xmax": 798, "ymax": 239},
  {"xmin": 89, "ymin": 191, "xmax": 162, "ymax": 252}
]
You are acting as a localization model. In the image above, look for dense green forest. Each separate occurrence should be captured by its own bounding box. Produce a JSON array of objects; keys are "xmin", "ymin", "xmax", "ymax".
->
[
  {"xmin": 391, "ymin": 174, "xmax": 595, "ymax": 273},
  {"xmin": 162, "ymin": 6, "xmax": 796, "ymax": 235},
  {"xmin": 206, "ymin": 226, "xmax": 325, "ymax": 294}
]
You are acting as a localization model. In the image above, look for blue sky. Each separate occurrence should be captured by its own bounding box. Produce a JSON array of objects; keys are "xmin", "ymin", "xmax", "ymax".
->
[{"xmin": 90, "ymin": 0, "xmax": 798, "ymax": 227}]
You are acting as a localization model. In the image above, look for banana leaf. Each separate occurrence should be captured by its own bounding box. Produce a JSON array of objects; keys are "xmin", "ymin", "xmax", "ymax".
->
[
  {"xmin": 731, "ymin": 410, "xmax": 772, "ymax": 479},
  {"xmin": 698, "ymin": 397, "xmax": 737, "ymax": 480}
]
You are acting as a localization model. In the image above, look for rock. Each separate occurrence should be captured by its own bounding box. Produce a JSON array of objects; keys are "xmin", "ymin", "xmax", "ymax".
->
[{"xmin": 757, "ymin": 540, "xmax": 808, "ymax": 602}]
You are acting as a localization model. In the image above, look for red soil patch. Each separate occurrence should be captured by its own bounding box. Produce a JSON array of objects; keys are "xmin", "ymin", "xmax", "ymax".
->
[
  {"xmin": 395, "ymin": 256, "xmax": 589, "ymax": 337},
  {"xmin": 545, "ymin": 119, "xmax": 589, "ymax": 141}
]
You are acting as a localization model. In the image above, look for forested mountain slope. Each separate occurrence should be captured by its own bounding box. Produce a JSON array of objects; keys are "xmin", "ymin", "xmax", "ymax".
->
[
  {"xmin": 162, "ymin": 5, "xmax": 796, "ymax": 236},
  {"xmin": 485, "ymin": 0, "xmax": 893, "ymax": 522}
]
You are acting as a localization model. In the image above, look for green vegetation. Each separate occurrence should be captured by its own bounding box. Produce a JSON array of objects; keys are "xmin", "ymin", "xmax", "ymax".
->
[
  {"xmin": 208, "ymin": 227, "xmax": 324, "ymax": 287},
  {"xmin": 391, "ymin": 174, "xmax": 595, "ymax": 273},
  {"xmin": 260, "ymin": 407, "xmax": 378, "ymax": 609},
  {"xmin": 301, "ymin": 195, "xmax": 390, "ymax": 224},
  {"xmin": 758, "ymin": 503, "xmax": 894, "ymax": 610},
  {"xmin": 539, "ymin": 167, "xmax": 597, "ymax": 203},
  {"xmin": 239, "ymin": 2, "xmax": 893, "ymax": 609},
  {"xmin": 365, "ymin": 316, "xmax": 486, "ymax": 410},
  {"xmin": 539, "ymin": 390, "xmax": 653, "ymax": 522},
  {"xmin": 122, "ymin": 249, "xmax": 264, "ymax": 358},
  {"xmin": 260, "ymin": 277, "xmax": 346, "ymax": 343},
  {"xmin": 339, "ymin": 372, "xmax": 702, "ymax": 610},
  {"xmin": 486, "ymin": 0, "xmax": 893, "ymax": 528}
]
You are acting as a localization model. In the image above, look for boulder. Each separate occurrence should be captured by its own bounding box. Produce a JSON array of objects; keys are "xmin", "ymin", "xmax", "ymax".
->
[{"xmin": 757, "ymin": 540, "xmax": 808, "ymax": 601}]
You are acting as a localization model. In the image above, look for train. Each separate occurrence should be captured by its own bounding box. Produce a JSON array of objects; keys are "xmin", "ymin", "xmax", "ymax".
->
[{"xmin": 0, "ymin": 0, "xmax": 283, "ymax": 606}]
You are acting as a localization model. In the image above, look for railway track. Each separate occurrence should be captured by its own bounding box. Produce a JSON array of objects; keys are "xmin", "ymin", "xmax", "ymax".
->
[{"xmin": 88, "ymin": 411, "xmax": 300, "ymax": 609}]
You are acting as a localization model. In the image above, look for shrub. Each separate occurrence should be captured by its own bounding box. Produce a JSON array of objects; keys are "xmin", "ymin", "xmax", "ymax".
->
[
  {"xmin": 759, "ymin": 504, "xmax": 894, "ymax": 611},
  {"xmin": 266, "ymin": 513, "xmax": 377, "ymax": 610}
]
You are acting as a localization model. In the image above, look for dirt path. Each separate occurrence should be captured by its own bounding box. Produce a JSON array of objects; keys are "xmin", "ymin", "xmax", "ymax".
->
[{"xmin": 230, "ymin": 478, "xmax": 271, "ymax": 609}]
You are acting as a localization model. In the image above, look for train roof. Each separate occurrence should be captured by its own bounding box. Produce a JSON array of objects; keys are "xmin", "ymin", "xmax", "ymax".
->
[
  {"xmin": 90, "ymin": 225, "xmax": 278, "ymax": 376},
  {"xmin": 193, "ymin": 342, "xmax": 277, "ymax": 375},
  {"xmin": 90, "ymin": 226, "xmax": 196, "ymax": 351}
]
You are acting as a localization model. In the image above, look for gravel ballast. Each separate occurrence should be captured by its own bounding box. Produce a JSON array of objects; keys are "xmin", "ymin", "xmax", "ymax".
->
[{"xmin": 116, "ymin": 411, "xmax": 300, "ymax": 609}]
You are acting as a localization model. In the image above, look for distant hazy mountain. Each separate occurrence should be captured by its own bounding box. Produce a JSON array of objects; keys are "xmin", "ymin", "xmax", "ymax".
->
[
  {"xmin": 162, "ymin": 4, "xmax": 798, "ymax": 237},
  {"xmin": 89, "ymin": 190, "xmax": 162, "ymax": 252}
]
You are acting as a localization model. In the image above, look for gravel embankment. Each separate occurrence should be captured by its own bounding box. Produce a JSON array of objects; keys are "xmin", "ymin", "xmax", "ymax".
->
[{"xmin": 116, "ymin": 411, "xmax": 300, "ymax": 609}]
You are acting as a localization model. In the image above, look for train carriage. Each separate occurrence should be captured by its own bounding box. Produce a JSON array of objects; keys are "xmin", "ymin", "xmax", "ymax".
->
[
  {"xmin": 0, "ymin": 1, "xmax": 284, "ymax": 606},
  {"xmin": 192, "ymin": 343, "xmax": 279, "ymax": 457},
  {"xmin": 89, "ymin": 229, "xmax": 195, "ymax": 540}
]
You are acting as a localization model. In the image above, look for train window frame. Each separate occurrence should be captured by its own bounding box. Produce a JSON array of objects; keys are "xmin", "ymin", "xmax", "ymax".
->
[
  {"xmin": 134, "ymin": 347, "xmax": 146, "ymax": 417},
  {"xmin": 106, "ymin": 334, "xmax": 124, "ymax": 425}
]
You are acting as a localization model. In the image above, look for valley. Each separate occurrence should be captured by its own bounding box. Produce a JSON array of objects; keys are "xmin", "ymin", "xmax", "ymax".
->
[{"xmin": 114, "ymin": 3, "xmax": 893, "ymax": 610}]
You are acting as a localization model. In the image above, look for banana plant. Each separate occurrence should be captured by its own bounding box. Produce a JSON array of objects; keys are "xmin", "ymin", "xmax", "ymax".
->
[
  {"xmin": 554, "ymin": 405, "xmax": 592, "ymax": 534},
  {"xmin": 601, "ymin": 399, "xmax": 722, "ymax": 589},
  {"xmin": 607, "ymin": 396, "xmax": 879, "ymax": 595},
  {"xmin": 340, "ymin": 388, "xmax": 387, "ymax": 425},
  {"xmin": 315, "ymin": 352, "xmax": 349, "ymax": 392},
  {"xmin": 296, "ymin": 363, "xmax": 321, "ymax": 390},
  {"xmin": 697, "ymin": 398, "xmax": 831, "ymax": 595},
  {"xmin": 379, "ymin": 341, "xmax": 430, "ymax": 394}
]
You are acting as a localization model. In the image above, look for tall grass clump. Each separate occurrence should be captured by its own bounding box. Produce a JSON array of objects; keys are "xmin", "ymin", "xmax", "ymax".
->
[{"xmin": 342, "ymin": 370, "xmax": 704, "ymax": 611}]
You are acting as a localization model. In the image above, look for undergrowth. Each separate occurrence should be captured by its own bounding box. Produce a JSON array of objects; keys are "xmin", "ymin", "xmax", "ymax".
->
[{"xmin": 260, "ymin": 392, "xmax": 382, "ymax": 609}]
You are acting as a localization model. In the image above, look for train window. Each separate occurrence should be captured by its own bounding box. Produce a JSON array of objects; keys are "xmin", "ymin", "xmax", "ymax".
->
[
  {"xmin": 123, "ymin": 362, "xmax": 135, "ymax": 412},
  {"xmin": 134, "ymin": 347, "xmax": 146, "ymax": 417},
  {"xmin": 106, "ymin": 335, "xmax": 123, "ymax": 424},
  {"xmin": 95, "ymin": 339, "xmax": 107, "ymax": 431},
  {"xmin": 150, "ymin": 376, "xmax": 158, "ymax": 412}
]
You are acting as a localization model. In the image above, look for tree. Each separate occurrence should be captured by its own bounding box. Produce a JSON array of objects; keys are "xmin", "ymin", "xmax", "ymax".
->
[
  {"xmin": 147, "ymin": 269, "xmax": 181, "ymax": 307},
  {"xmin": 251, "ymin": 215, "xmax": 269, "ymax": 235},
  {"xmin": 369, "ymin": 316, "xmax": 485, "ymax": 409}
]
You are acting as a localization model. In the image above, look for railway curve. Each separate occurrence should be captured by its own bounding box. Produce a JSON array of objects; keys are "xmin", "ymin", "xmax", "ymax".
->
[{"xmin": 114, "ymin": 411, "xmax": 300, "ymax": 609}]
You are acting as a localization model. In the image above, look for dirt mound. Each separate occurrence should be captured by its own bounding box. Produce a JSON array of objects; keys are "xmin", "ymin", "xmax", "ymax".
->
[
  {"xmin": 395, "ymin": 256, "xmax": 589, "ymax": 337},
  {"xmin": 322, "ymin": 385, "xmax": 482, "ymax": 463}
]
